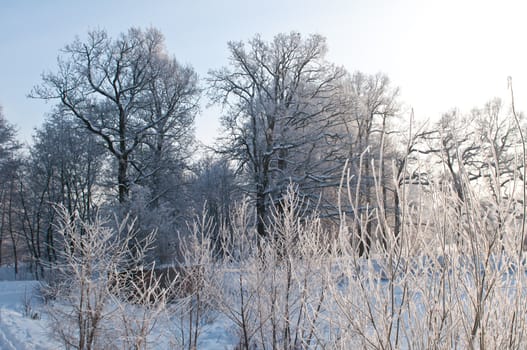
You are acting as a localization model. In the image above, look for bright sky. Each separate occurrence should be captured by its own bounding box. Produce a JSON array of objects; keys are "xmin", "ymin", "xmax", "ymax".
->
[{"xmin": 1, "ymin": 0, "xmax": 527, "ymax": 145}]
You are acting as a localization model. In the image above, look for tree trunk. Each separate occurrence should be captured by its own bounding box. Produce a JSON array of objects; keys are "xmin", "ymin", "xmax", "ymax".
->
[
  {"xmin": 118, "ymin": 156, "xmax": 129, "ymax": 203},
  {"xmin": 256, "ymin": 188, "xmax": 266, "ymax": 238}
]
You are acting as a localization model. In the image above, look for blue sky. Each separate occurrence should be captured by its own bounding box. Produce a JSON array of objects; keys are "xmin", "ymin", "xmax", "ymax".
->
[{"xmin": 2, "ymin": 0, "xmax": 527, "ymax": 145}]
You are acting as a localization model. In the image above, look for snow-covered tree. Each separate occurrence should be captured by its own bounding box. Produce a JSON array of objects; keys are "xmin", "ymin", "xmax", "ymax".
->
[
  {"xmin": 331, "ymin": 71, "xmax": 401, "ymax": 255},
  {"xmin": 0, "ymin": 105, "xmax": 22, "ymax": 270},
  {"xmin": 16, "ymin": 111, "xmax": 104, "ymax": 275},
  {"xmin": 33, "ymin": 27, "xmax": 199, "ymax": 204},
  {"xmin": 209, "ymin": 32, "xmax": 345, "ymax": 237}
]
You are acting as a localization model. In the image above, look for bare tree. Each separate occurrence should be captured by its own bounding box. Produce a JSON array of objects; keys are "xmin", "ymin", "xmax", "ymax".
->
[
  {"xmin": 131, "ymin": 51, "xmax": 200, "ymax": 207},
  {"xmin": 470, "ymin": 98, "xmax": 523, "ymax": 201},
  {"xmin": 389, "ymin": 112, "xmax": 434, "ymax": 239},
  {"xmin": 189, "ymin": 155, "xmax": 239, "ymax": 250},
  {"xmin": 33, "ymin": 27, "xmax": 199, "ymax": 204},
  {"xmin": 208, "ymin": 32, "xmax": 345, "ymax": 238},
  {"xmin": 0, "ymin": 105, "xmax": 22, "ymax": 271},
  {"xmin": 415, "ymin": 100, "xmax": 524, "ymax": 228},
  {"xmin": 337, "ymin": 72, "xmax": 401, "ymax": 255},
  {"xmin": 31, "ymin": 112, "xmax": 104, "ymax": 222},
  {"xmin": 12, "ymin": 111, "xmax": 104, "ymax": 278}
]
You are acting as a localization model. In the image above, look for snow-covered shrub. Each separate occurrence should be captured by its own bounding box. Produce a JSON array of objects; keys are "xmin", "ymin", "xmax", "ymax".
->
[
  {"xmin": 167, "ymin": 209, "xmax": 218, "ymax": 350},
  {"xmin": 320, "ymin": 152, "xmax": 527, "ymax": 349},
  {"xmin": 211, "ymin": 186, "xmax": 331, "ymax": 349},
  {"xmin": 42, "ymin": 207, "xmax": 172, "ymax": 350},
  {"xmin": 204, "ymin": 145, "xmax": 527, "ymax": 349}
]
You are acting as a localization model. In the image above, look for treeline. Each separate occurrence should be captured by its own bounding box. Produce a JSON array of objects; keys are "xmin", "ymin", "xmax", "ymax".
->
[{"xmin": 0, "ymin": 27, "xmax": 524, "ymax": 276}]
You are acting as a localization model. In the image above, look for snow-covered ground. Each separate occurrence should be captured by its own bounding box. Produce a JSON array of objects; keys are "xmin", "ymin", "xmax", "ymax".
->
[
  {"xmin": 1, "ymin": 255, "xmax": 522, "ymax": 349},
  {"xmin": 0, "ymin": 268, "xmax": 236, "ymax": 349},
  {"xmin": 0, "ymin": 280, "xmax": 61, "ymax": 350}
]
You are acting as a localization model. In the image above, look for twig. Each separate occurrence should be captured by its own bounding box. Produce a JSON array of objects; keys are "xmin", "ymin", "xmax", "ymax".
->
[{"xmin": 508, "ymin": 77, "xmax": 526, "ymax": 256}]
